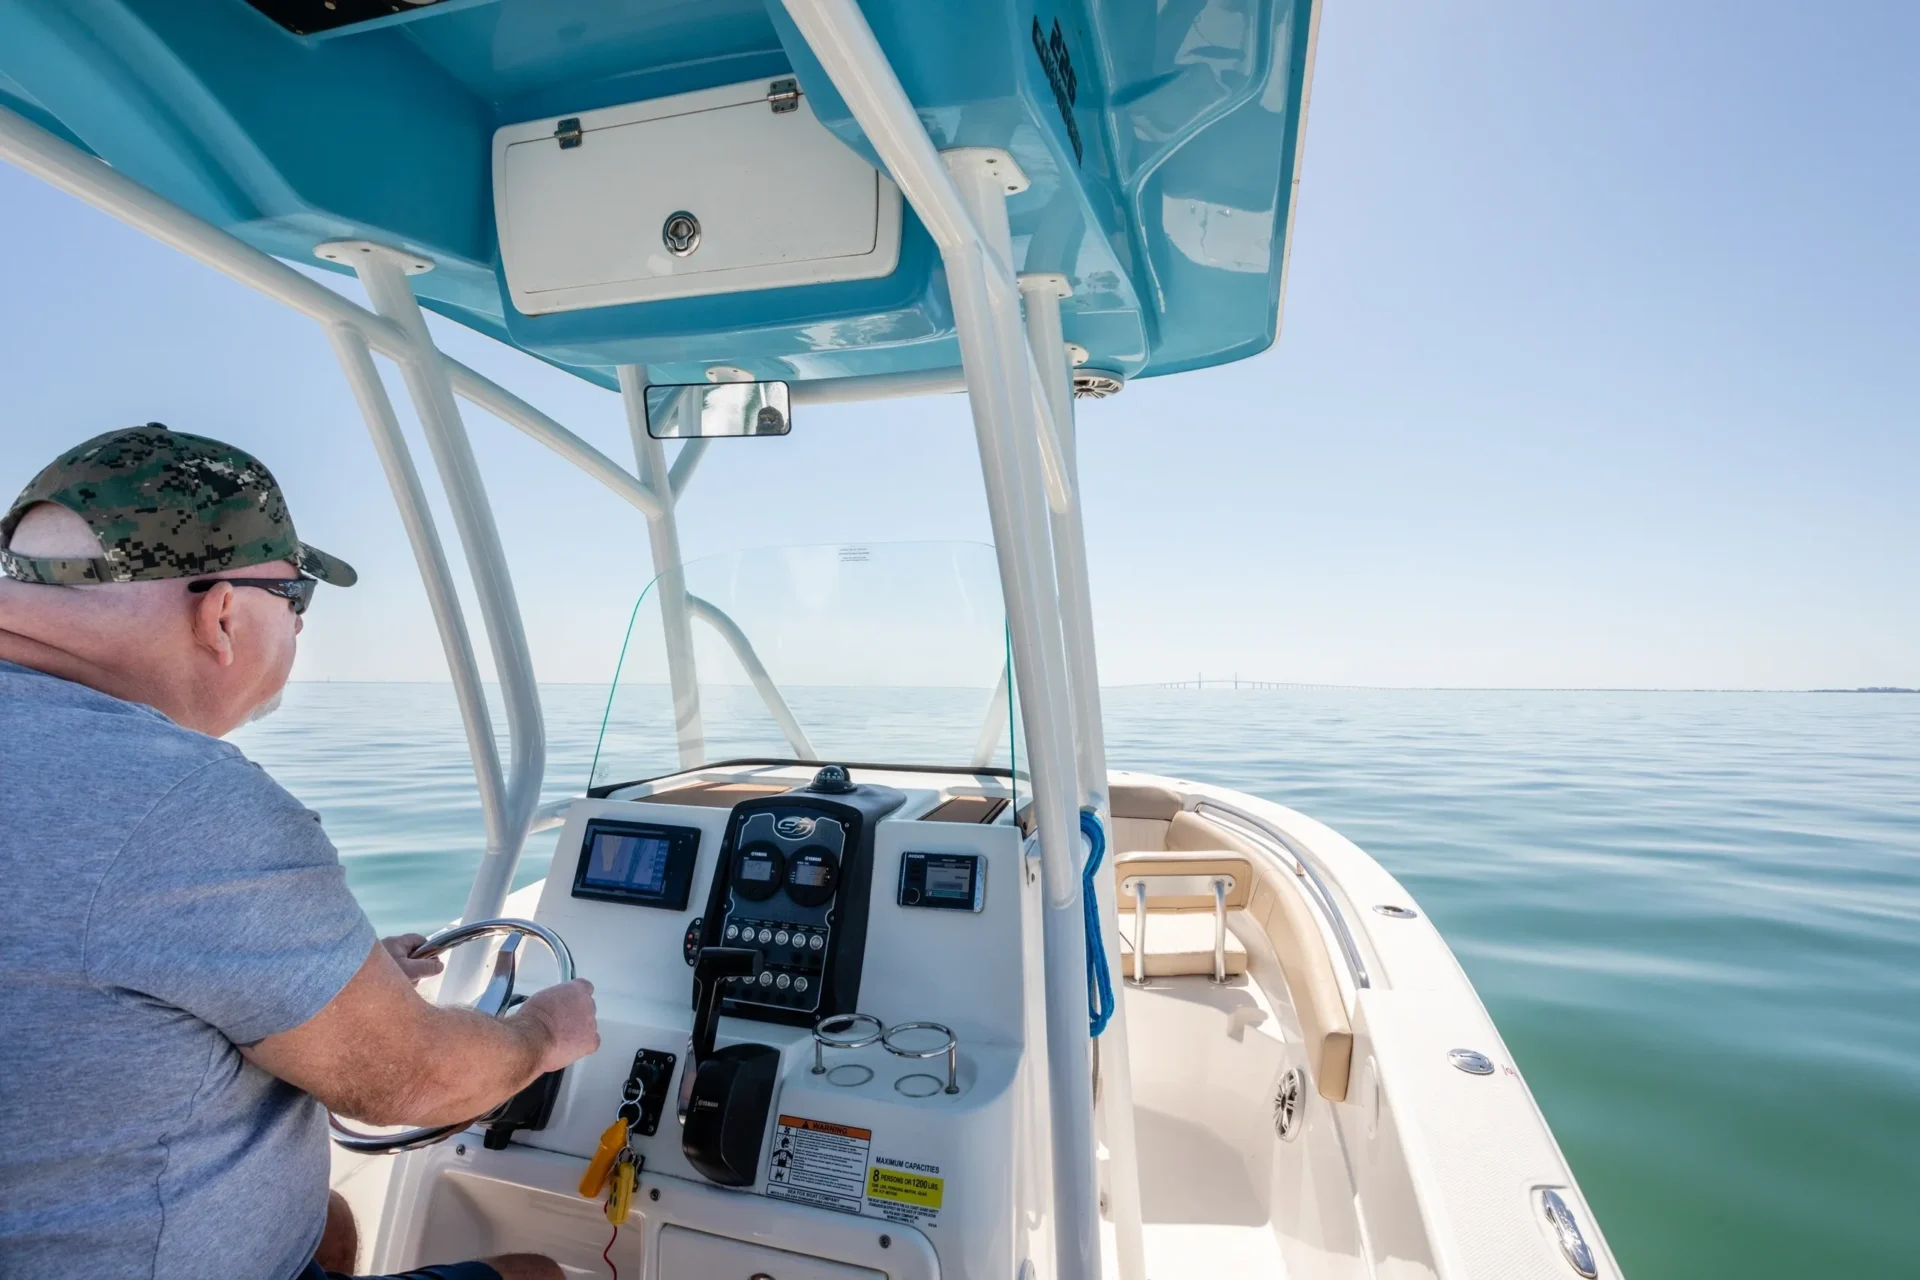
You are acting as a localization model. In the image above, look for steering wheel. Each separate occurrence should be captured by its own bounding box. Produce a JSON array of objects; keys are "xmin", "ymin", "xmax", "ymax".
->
[{"xmin": 329, "ymin": 918, "xmax": 575, "ymax": 1155}]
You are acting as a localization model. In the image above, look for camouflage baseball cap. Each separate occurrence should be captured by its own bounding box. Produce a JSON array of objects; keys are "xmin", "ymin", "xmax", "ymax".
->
[{"xmin": 0, "ymin": 424, "xmax": 357, "ymax": 587}]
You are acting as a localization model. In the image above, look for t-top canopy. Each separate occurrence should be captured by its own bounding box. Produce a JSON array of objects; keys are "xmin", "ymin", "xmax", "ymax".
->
[{"xmin": 0, "ymin": 0, "xmax": 1316, "ymax": 392}]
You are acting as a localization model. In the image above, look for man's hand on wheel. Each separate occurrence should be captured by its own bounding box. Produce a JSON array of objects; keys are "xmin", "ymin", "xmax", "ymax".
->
[
  {"xmin": 379, "ymin": 933, "xmax": 445, "ymax": 986},
  {"xmin": 512, "ymin": 979, "xmax": 600, "ymax": 1076}
]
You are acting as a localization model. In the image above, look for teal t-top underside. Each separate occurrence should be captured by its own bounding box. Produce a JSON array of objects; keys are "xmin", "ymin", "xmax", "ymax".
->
[{"xmin": 0, "ymin": 0, "xmax": 1316, "ymax": 392}]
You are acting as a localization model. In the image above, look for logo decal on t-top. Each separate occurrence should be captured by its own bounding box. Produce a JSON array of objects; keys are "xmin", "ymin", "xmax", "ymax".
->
[{"xmin": 1033, "ymin": 16, "xmax": 1083, "ymax": 165}]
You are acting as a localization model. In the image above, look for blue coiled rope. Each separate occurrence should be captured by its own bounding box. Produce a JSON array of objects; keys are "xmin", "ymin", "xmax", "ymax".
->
[{"xmin": 1081, "ymin": 809, "xmax": 1116, "ymax": 1038}]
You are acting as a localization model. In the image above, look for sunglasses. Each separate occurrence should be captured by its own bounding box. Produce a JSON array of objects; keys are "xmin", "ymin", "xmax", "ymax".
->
[{"xmin": 187, "ymin": 577, "xmax": 318, "ymax": 616}]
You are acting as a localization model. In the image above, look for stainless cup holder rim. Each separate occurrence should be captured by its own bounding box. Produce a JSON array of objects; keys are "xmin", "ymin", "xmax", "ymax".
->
[
  {"xmin": 880, "ymin": 1020, "xmax": 958, "ymax": 1059},
  {"xmin": 812, "ymin": 1014, "xmax": 961, "ymax": 1094},
  {"xmin": 813, "ymin": 1012, "xmax": 885, "ymax": 1049}
]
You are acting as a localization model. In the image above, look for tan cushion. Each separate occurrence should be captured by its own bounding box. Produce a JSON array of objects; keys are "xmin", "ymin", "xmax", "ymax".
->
[
  {"xmin": 1165, "ymin": 810, "xmax": 1262, "ymax": 856},
  {"xmin": 1110, "ymin": 816, "xmax": 1169, "ymax": 854},
  {"xmin": 1255, "ymin": 864, "xmax": 1354, "ymax": 1102},
  {"xmin": 1113, "ymin": 851, "xmax": 1251, "ymax": 911},
  {"xmin": 1118, "ymin": 911, "xmax": 1247, "ymax": 979},
  {"xmin": 1247, "ymin": 875, "xmax": 1278, "ymax": 929},
  {"xmin": 1110, "ymin": 783, "xmax": 1184, "ymax": 821},
  {"xmin": 1155, "ymin": 813, "xmax": 1354, "ymax": 1101}
]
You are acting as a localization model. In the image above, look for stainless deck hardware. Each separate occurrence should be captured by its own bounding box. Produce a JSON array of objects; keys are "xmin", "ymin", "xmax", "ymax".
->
[
  {"xmin": 1448, "ymin": 1049, "xmax": 1495, "ymax": 1075},
  {"xmin": 1119, "ymin": 872, "xmax": 1237, "ymax": 985},
  {"xmin": 883, "ymin": 1021, "xmax": 961, "ymax": 1094},
  {"xmin": 662, "ymin": 211, "xmax": 700, "ymax": 257},
  {"xmin": 1540, "ymin": 1189, "xmax": 1599, "ymax": 1277},
  {"xmin": 811, "ymin": 1012, "xmax": 883, "ymax": 1074},
  {"xmin": 554, "ymin": 117, "xmax": 582, "ymax": 149},
  {"xmin": 768, "ymin": 77, "xmax": 803, "ymax": 113},
  {"xmin": 1374, "ymin": 904, "xmax": 1418, "ymax": 918}
]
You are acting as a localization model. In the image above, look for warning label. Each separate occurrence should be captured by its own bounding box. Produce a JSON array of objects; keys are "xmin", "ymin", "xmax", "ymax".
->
[
  {"xmin": 765, "ymin": 1115, "xmax": 872, "ymax": 1214},
  {"xmin": 866, "ymin": 1155, "xmax": 944, "ymax": 1227}
]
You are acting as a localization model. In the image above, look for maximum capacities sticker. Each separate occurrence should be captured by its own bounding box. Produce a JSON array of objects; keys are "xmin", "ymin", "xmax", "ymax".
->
[
  {"xmin": 765, "ymin": 1115, "xmax": 872, "ymax": 1215},
  {"xmin": 866, "ymin": 1154, "xmax": 944, "ymax": 1227}
]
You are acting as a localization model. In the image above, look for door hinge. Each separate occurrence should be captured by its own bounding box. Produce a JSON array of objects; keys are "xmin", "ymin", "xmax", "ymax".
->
[
  {"xmin": 768, "ymin": 78, "xmax": 802, "ymax": 114},
  {"xmin": 554, "ymin": 117, "xmax": 583, "ymax": 149}
]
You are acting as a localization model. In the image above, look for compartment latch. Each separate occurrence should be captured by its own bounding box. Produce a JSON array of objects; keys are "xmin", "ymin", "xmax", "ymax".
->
[{"xmin": 554, "ymin": 117, "xmax": 583, "ymax": 149}]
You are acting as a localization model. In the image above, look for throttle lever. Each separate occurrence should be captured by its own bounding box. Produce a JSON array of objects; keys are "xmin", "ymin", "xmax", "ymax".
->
[{"xmin": 680, "ymin": 946, "xmax": 761, "ymax": 1122}]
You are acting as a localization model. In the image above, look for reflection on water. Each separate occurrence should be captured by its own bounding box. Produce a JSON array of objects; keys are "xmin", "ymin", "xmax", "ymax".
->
[{"xmin": 234, "ymin": 684, "xmax": 1920, "ymax": 1280}]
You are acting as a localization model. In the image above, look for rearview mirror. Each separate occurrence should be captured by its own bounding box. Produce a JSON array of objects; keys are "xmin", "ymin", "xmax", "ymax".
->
[{"xmin": 644, "ymin": 381, "xmax": 792, "ymax": 439}]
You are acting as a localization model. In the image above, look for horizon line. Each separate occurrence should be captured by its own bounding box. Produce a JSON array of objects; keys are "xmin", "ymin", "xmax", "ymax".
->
[{"xmin": 285, "ymin": 679, "xmax": 1920, "ymax": 695}]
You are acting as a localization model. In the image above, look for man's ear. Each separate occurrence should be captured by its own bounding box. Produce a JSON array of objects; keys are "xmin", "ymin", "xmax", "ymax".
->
[{"xmin": 189, "ymin": 582, "xmax": 237, "ymax": 667}]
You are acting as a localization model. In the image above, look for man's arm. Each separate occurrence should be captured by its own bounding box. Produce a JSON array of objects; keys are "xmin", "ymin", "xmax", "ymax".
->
[{"xmin": 242, "ymin": 941, "xmax": 600, "ymax": 1126}]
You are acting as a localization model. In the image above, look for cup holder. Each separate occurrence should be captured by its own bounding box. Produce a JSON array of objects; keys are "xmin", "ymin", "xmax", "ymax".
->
[
  {"xmin": 811, "ymin": 1014, "xmax": 963, "ymax": 1096},
  {"xmin": 881, "ymin": 1020, "xmax": 960, "ymax": 1095},
  {"xmin": 811, "ymin": 1012, "xmax": 883, "ymax": 1075}
]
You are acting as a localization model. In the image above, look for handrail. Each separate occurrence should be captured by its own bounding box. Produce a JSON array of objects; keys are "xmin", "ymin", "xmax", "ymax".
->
[
  {"xmin": 1193, "ymin": 799, "xmax": 1372, "ymax": 990},
  {"xmin": 683, "ymin": 594, "xmax": 818, "ymax": 761}
]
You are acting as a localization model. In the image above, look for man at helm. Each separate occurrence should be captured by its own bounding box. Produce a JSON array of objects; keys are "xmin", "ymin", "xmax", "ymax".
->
[{"xmin": 0, "ymin": 426, "xmax": 599, "ymax": 1280}]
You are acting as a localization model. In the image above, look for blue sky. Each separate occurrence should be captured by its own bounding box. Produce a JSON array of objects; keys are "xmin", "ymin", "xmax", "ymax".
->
[{"xmin": 2, "ymin": 0, "xmax": 1915, "ymax": 690}]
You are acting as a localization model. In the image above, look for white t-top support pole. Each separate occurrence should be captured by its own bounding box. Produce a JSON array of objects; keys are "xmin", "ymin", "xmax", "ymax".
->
[
  {"xmin": 944, "ymin": 149, "xmax": 1105, "ymax": 1280},
  {"xmin": 326, "ymin": 323, "xmax": 508, "ymax": 854},
  {"xmin": 335, "ymin": 243, "xmax": 547, "ymax": 949},
  {"xmin": 1020, "ymin": 273, "xmax": 1147, "ymax": 1280},
  {"xmin": 769, "ymin": 8, "xmax": 1115, "ymax": 1276},
  {"xmin": 616, "ymin": 366, "xmax": 706, "ymax": 769}
]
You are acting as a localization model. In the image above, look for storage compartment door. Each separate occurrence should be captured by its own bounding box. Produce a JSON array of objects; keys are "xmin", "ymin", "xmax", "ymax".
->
[
  {"xmin": 496, "ymin": 84, "xmax": 902, "ymax": 314},
  {"xmin": 658, "ymin": 1224, "xmax": 888, "ymax": 1280}
]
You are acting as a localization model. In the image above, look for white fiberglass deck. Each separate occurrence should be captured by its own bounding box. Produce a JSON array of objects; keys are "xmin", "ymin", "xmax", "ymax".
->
[{"xmin": 1104, "ymin": 978, "xmax": 1292, "ymax": 1280}]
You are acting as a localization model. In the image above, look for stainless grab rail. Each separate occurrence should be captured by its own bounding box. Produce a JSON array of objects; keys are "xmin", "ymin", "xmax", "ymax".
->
[
  {"xmin": 1193, "ymin": 801, "xmax": 1372, "ymax": 990},
  {"xmin": 1118, "ymin": 872, "xmax": 1236, "ymax": 986}
]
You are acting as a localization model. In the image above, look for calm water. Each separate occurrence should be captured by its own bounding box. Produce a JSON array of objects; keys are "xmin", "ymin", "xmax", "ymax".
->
[{"xmin": 234, "ymin": 684, "xmax": 1920, "ymax": 1278}]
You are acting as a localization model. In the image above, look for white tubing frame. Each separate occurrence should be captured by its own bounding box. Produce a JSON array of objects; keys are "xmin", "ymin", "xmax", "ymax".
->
[
  {"xmin": 772, "ymin": 4, "xmax": 1141, "ymax": 1277},
  {"xmin": 1020, "ymin": 272, "xmax": 1146, "ymax": 1280},
  {"xmin": 340, "ymin": 244, "xmax": 547, "ymax": 943},
  {"xmin": 0, "ymin": 22, "xmax": 1151, "ymax": 1272},
  {"xmin": 617, "ymin": 366, "xmax": 705, "ymax": 768},
  {"xmin": 686, "ymin": 594, "xmax": 817, "ymax": 760}
]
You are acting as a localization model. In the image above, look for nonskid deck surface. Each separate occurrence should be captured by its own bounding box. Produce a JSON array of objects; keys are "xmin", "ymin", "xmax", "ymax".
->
[{"xmin": 1104, "ymin": 976, "xmax": 1292, "ymax": 1280}]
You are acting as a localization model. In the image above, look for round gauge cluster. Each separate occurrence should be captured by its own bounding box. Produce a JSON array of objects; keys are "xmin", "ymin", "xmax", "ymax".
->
[
  {"xmin": 784, "ymin": 847, "xmax": 839, "ymax": 906},
  {"xmin": 731, "ymin": 842, "xmax": 840, "ymax": 907},
  {"xmin": 731, "ymin": 842, "xmax": 784, "ymax": 901}
]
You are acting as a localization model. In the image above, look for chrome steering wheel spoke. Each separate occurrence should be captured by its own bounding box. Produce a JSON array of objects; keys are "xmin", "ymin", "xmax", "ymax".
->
[{"xmin": 328, "ymin": 917, "xmax": 574, "ymax": 1156}]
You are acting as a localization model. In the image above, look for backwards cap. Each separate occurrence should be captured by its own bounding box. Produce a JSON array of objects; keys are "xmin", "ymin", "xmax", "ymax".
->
[{"xmin": 0, "ymin": 423, "xmax": 357, "ymax": 587}]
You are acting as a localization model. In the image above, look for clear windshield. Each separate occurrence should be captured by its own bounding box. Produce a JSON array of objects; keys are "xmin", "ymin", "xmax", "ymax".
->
[{"xmin": 589, "ymin": 541, "xmax": 1014, "ymax": 790}]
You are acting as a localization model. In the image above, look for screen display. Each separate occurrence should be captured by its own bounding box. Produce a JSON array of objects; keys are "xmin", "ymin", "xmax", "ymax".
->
[
  {"xmin": 926, "ymin": 863, "xmax": 972, "ymax": 899},
  {"xmin": 571, "ymin": 820, "xmax": 700, "ymax": 910},
  {"xmin": 792, "ymin": 862, "xmax": 833, "ymax": 887},
  {"xmin": 899, "ymin": 851, "xmax": 984, "ymax": 911},
  {"xmin": 741, "ymin": 860, "xmax": 775, "ymax": 882},
  {"xmin": 581, "ymin": 831, "xmax": 672, "ymax": 895}
]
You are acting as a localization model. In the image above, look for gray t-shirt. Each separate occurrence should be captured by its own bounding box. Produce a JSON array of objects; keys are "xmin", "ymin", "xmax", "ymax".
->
[{"xmin": 0, "ymin": 661, "xmax": 376, "ymax": 1279}]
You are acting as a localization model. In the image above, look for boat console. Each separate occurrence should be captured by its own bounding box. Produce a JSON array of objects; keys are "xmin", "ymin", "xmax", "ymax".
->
[{"xmin": 365, "ymin": 764, "xmax": 1040, "ymax": 1278}]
